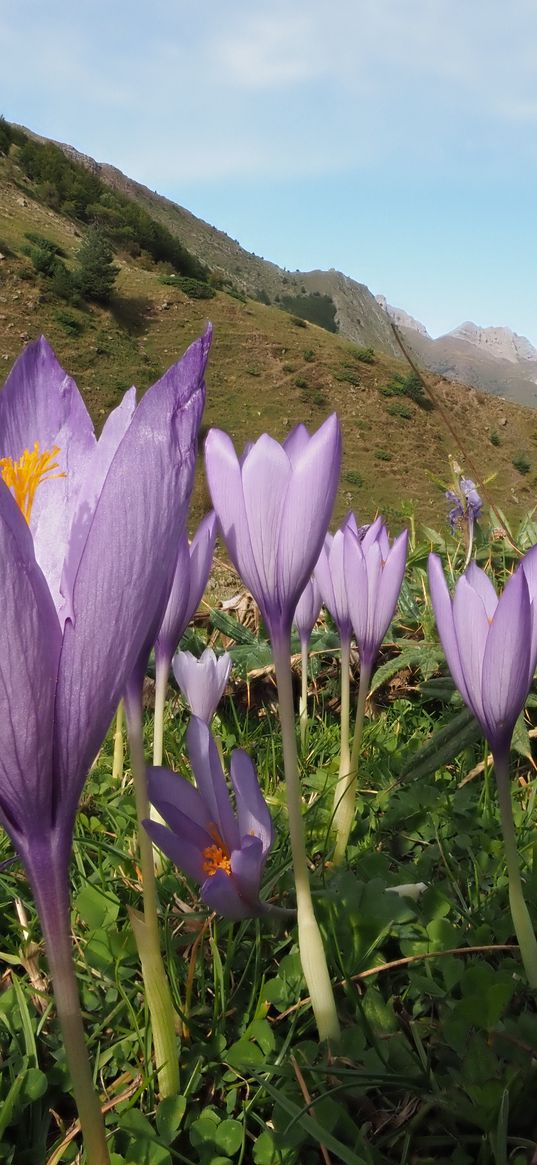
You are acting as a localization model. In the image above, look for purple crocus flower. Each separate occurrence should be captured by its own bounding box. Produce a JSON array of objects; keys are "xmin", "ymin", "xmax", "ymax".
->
[
  {"xmin": 344, "ymin": 518, "xmax": 408, "ymax": 669},
  {"xmin": 0, "ymin": 333, "xmax": 209, "ymax": 872},
  {"xmin": 173, "ymin": 647, "xmax": 232, "ymax": 723},
  {"xmin": 145, "ymin": 717, "xmax": 274, "ymax": 919},
  {"xmin": 204, "ymin": 416, "xmax": 341, "ymax": 642},
  {"xmin": 0, "ymin": 331, "xmax": 209, "ymax": 1148},
  {"xmin": 293, "ymin": 576, "xmax": 322, "ymax": 650},
  {"xmin": 428, "ymin": 553, "xmax": 537, "ymax": 752}
]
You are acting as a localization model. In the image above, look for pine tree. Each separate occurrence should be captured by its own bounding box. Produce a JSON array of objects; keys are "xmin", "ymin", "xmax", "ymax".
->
[{"xmin": 76, "ymin": 226, "xmax": 119, "ymax": 303}]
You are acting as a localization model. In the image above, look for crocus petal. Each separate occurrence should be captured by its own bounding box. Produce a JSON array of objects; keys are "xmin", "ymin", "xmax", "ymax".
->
[
  {"xmin": 465, "ymin": 562, "xmax": 498, "ymax": 621},
  {"xmin": 452, "ymin": 575, "xmax": 489, "ymax": 728},
  {"xmin": 230, "ymin": 750, "xmax": 274, "ymax": 856},
  {"xmin": 315, "ymin": 528, "xmax": 352, "ymax": 639},
  {"xmin": 0, "ymin": 483, "xmax": 61, "ymax": 844},
  {"xmin": 205, "ymin": 428, "xmax": 264, "ymax": 605},
  {"xmin": 186, "ymin": 510, "xmax": 217, "ymax": 620},
  {"xmin": 283, "ymin": 423, "xmax": 311, "ymax": 465},
  {"xmin": 59, "ymin": 387, "xmax": 137, "ymax": 624},
  {"xmin": 428, "ymin": 553, "xmax": 471, "ymax": 707},
  {"xmin": 54, "ymin": 330, "xmax": 209, "ymax": 828},
  {"xmin": 186, "ymin": 718, "xmax": 240, "ymax": 852},
  {"xmin": 521, "ymin": 544, "xmax": 537, "ymax": 676},
  {"xmin": 155, "ymin": 534, "xmax": 191, "ymax": 664},
  {"xmin": 0, "ymin": 338, "xmax": 97, "ymax": 608},
  {"xmin": 293, "ymin": 575, "xmax": 322, "ymax": 645},
  {"xmin": 143, "ymin": 819, "xmax": 207, "ymax": 882},
  {"xmin": 277, "ymin": 413, "xmax": 341, "ymax": 618},
  {"xmin": 368, "ymin": 528, "xmax": 408, "ymax": 663},
  {"xmin": 0, "ymin": 335, "xmax": 94, "ymax": 463},
  {"xmin": 230, "ymin": 836, "xmax": 265, "ymax": 905},
  {"xmin": 201, "ymin": 868, "xmax": 257, "ymax": 920},
  {"xmin": 482, "ymin": 567, "xmax": 532, "ymax": 747},
  {"xmin": 344, "ymin": 525, "xmax": 369, "ymax": 650},
  {"xmin": 241, "ymin": 434, "xmax": 292, "ymax": 607},
  {"xmin": 147, "ymin": 765, "xmax": 212, "ymax": 832}
]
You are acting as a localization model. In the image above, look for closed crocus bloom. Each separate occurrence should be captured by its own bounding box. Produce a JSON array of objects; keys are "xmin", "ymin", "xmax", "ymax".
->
[
  {"xmin": 293, "ymin": 575, "xmax": 322, "ymax": 649},
  {"xmin": 314, "ymin": 512, "xmax": 361, "ymax": 643},
  {"xmin": 429, "ymin": 550, "xmax": 537, "ymax": 988},
  {"xmin": 0, "ymin": 332, "xmax": 209, "ymax": 1157},
  {"xmin": 205, "ymin": 415, "xmax": 342, "ymax": 1042},
  {"xmin": 173, "ymin": 647, "xmax": 231, "ymax": 723},
  {"xmin": 152, "ymin": 511, "xmax": 218, "ymax": 767},
  {"xmin": 344, "ymin": 518, "xmax": 408, "ymax": 669},
  {"xmin": 145, "ymin": 717, "xmax": 274, "ymax": 919},
  {"xmin": 205, "ymin": 415, "xmax": 341, "ymax": 641},
  {"xmin": 155, "ymin": 510, "xmax": 217, "ymax": 671},
  {"xmin": 428, "ymin": 554, "xmax": 536, "ymax": 753}
]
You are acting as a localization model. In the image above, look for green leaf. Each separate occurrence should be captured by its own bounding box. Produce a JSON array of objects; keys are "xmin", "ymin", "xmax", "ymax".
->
[
  {"xmin": 400, "ymin": 706, "xmax": 481, "ymax": 780},
  {"xmin": 225, "ymin": 1038, "xmax": 266, "ymax": 1072},
  {"xmin": 74, "ymin": 882, "xmax": 120, "ymax": 929},
  {"xmin": 512, "ymin": 712, "xmax": 532, "ymax": 761},
  {"xmin": 210, "ymin": 609, "xmax": 257, "ymax": 644},
  {"xmin": 155, "ymin": 1095, "xmax": 187, "ymax": 1144},
  {"xmin": 214, "ymin": 1119, "xmax": 243, "ymax": 1155}
]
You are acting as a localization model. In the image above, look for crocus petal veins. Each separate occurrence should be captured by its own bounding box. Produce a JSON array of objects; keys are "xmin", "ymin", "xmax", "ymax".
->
[{"xmin": 0, "ymin": 441, "xmax": 66, "ymax": 523}]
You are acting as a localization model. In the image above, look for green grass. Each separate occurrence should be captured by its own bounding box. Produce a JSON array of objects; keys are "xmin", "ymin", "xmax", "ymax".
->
[{"xmin": 3, "ymin": 515, "xmax": 537, "ymax": 1161}]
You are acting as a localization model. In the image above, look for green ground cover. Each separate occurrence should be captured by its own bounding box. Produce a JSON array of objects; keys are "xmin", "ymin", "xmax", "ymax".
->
[{"xmin": 2, "ymin": 512, "xmax": 537, "ymax": 1164}]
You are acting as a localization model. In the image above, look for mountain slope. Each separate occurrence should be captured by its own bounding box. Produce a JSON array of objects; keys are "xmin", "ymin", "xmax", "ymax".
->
[{"xmin": 1, "ymin": 126, "xmax": 537, "ymax": 528}]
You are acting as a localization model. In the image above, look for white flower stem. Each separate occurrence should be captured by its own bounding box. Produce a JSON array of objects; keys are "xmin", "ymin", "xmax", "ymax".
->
[
  {"xmin": 494, "ymin": 746, "xmax": 537, "ymax": 988},
  {"xmin": 332, "ymin": 635, "xmax": 351, "ymax": 816},
  {"xmin": 30, "ymin": 853, "xmax": 110, "ymax": 1164},
  {"xmin": 332, "ymin": 661, "xmax": 371, "ymax": 865},
  {"xmin": 272, "ymin": 635, "xmax": 340, "ymax": 1043},
  {"xmin": 111, "ymin": 700, "xmax": 124, "ymax": 784},
  {"xmin": 150, "ymin": 656, "xmax": 170, "ymax": 874},
  {"xmin": 124, "ymin": 691, "xmax": 180, "ymax": 1096},
  {"xmin": 299, "ymin": 640, "xmax": 309, "ymax": 751}
]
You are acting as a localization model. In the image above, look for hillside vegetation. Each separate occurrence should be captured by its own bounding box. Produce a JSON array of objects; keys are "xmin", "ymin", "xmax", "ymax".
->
[{"xmin": 1, "ymin": 118, "xmax": 537, "ymax": 530}]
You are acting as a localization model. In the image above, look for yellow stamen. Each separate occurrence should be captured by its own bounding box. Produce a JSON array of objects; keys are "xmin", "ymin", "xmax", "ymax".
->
[
  {"xmin": 0, "ymin": 441, "xmax": 65, "ymax": 523},
  {"xmin": 202, "ymin": 823, "xmax": 232, "ymax": 877}
]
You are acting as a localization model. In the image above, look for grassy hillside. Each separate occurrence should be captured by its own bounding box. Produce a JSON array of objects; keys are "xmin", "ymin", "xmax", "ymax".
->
[{"xmin": 1, "ymin": 140, "xmax": 537, "ymax": 534}]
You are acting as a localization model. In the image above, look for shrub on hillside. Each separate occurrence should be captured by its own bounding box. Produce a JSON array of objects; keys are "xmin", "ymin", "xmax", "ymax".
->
[{"xmin": 513, "ymin": 452, "xmax": 531, "ymax": 475}]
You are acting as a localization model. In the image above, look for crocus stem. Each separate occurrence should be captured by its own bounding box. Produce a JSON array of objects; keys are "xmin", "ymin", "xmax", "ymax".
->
[
  {"xmin": 493, "ymin": 746, "xmax": 537, "ymax": 988},
  {"xmin": 272, "ymin": 635, "xmax": 340, "ymax": 1043},
  {"xmin": 335, "ymin": 634, "xmax": 351, "ymax": 792},
  {"xmin": 150, "ymin": 656, "xmax": 170, "ymax": 872},
  {"xmin": 29, "ymin": 848, "xmax": 110, "ymax": 1164},
  {"xmin": 153, "ymin": 655, "xmax": 169, "ymax": 769},
  {"xmin": 332, "ymin": 661, "xmax": 372, "ymax": 865},
  {"xmin": 299, "ymin": 640, "xmax": 309, "ymax": 751},
  {"xmin": 124, "ymin": 692, "xmax": 180, "ymax": 1096},
  {"xmin": 112, "ymin": 700, "xmax": 124, "ymax": 784}
]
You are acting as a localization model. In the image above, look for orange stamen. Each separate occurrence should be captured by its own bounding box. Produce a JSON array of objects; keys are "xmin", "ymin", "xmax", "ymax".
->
[
  {"xmin": 0, "ymin": 441, "xmax": 65, "ymax": 523},
  {"xmin": 202, "ymin": 823, "xmax": 232, "ymax": 877}
]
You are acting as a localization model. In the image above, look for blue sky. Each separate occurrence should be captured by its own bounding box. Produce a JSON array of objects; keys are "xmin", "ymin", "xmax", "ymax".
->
[{"xmin": 3, "ymin": 0, "xmax": 537, "ymax": 343}]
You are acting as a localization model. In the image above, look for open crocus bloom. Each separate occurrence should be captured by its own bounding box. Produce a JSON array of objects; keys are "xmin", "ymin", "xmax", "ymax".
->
[
  {"xmin": 0, "ymin": 332, "xmax": 210, "ymax": 885},
  {"xmin": 145, "ymin": 717, "xmax": 274, "ymax": 919},
  {"xmin": 173, "ymin": 647, "xmax": 231, "ymax": 723},
  {"xmin": 428, "ymin": 553, "xmax": 537, "ymax": 752}
]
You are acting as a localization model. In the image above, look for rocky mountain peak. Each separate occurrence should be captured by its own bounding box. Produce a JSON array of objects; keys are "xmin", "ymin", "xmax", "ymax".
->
[{"xmin": 443, "ymin": 322, "xmax": 537, "ymax": 365}]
